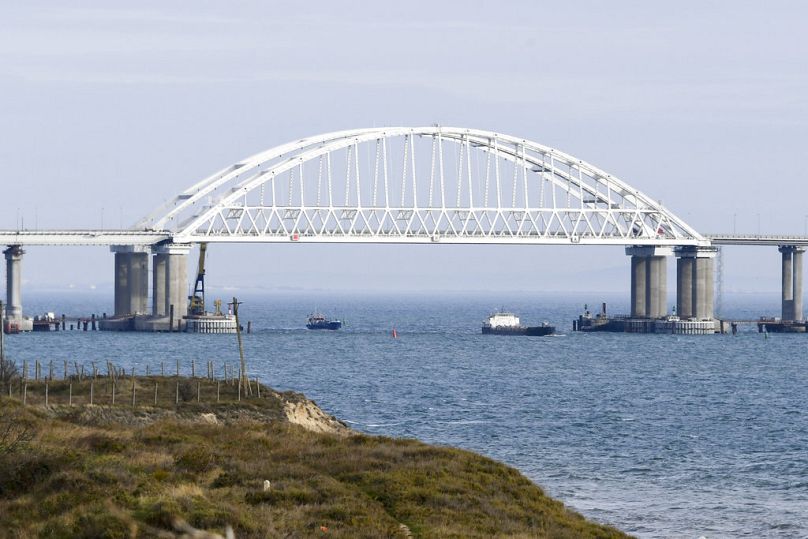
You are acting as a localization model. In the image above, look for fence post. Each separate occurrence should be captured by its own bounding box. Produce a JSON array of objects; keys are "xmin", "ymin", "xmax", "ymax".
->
[
  {"xmin": 69, "ymin": 383, "xmax": 73, "ymax": 406},
  {"xmin": 217, "ymin": 381, "xmax": 220, "ymax": 403},
  {"xmin": 176, "ymin": 358, "xmax": 179, "ymax": 377},
  {"xmin": 191, "ymin": 359, "xmax": 195, "ymax": 378},
  {"xmin": 111, "ymin": 381, "xmax": 115, "ymax": 405},
  {"xmin": 154, "ymin": 381, "xmax": 158, "ymax": 406},
  {"xmin": 45, "ymin": 382, "xmax": 48, "ymax": 406},
  {"xmin": 64, "ymin": 359, "xmax": 68, "ymax": 380},
  {"xmin": 196, "ymin": 381, "xmax": 200, "ymax": 403},
  {"xmin": 175, "ymin": 382, "xmax": 179, "ymax": 405},
  {"xmin": 256, "ymin": 379, "xmax": 260, "ymax": 398},
  {"xmin": 161, "ymin": 362, "xmax": 165, "ymax": 377},
  {"xmin": 23, "ymin": 383, "xmax": 27, "ymax": 405},
  {"xmin": 49, "ymin": 360, "xmax": 53, "ymax": 381}
]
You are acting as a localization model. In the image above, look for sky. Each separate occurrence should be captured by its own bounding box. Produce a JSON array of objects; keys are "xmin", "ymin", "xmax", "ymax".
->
[{"xmin": 1, "ymin": 1, "xmax": 807, "ymax": 298}]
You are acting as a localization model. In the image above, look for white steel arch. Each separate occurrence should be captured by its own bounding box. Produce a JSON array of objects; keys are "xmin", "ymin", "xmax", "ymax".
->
[{"xmin": 139, "ymin": 127, "xmax": 707, "ymax": 246}]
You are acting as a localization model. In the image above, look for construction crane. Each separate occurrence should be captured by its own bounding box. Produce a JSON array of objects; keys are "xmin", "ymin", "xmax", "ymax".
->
[{"xmin": 188, "ymin": 243, "xmax": 207, "ymax": 316}]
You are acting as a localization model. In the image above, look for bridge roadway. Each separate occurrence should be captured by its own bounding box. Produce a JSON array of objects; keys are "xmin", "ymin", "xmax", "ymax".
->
[{"xmin": 2, "ymin": 230, "xmax": 808, "ymax": 247}]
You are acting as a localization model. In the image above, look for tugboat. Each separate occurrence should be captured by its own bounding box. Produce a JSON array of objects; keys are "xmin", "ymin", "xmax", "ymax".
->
[
  {"xmin": 482, "ymin": 311, "xmax": 554, "ymax": 336},
  {"xmin": 306, "ymin": 312, "xmax": 342, "ymax": 330}
]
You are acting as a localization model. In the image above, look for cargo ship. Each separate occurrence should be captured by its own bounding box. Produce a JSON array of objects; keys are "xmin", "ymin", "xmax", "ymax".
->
[
  {"xmin": 481, "ymin": 311, "xmax": 554, "ymax": 336},
  {"xmin": 306, "ymin": 312, "xmax": 342, "ymax": 330}
]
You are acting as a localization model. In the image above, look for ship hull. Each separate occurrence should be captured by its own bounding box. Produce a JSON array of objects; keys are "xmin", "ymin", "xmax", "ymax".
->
[
  {"xmin": 482, "ymin": 325, "xmax": 554, "ymax": 336},
  {"xmin": 306, "ymin": 321, "xmax": 342, "ymax": 330}
]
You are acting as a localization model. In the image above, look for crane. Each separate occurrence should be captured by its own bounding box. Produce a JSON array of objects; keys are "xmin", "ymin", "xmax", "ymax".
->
[{"xmin": 188, "ymin": 243, "xmax": 207, "ymax": 316}]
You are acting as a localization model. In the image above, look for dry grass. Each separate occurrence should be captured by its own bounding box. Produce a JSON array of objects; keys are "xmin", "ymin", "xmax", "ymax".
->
[{"xmin": 0, "ymin": 382, "xmax": 630, "ymax": 538}]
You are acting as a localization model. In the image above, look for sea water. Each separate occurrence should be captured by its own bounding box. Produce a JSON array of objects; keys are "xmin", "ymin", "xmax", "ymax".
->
[{"xmin": 6, "ymin": 290, "xmax": 808, "ymax": 538}]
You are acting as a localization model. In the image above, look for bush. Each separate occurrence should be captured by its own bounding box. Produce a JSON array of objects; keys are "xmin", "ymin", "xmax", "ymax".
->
[
  {"xmin": 71, "ymin": 509, "xmax": 131, "ymax": 539},
  {"xmin": 174, "ymin": 447, "xmax": 213, "ymax": 474},
  {"xmin": 81, "ymin": 434, "xmax": 125, "ymax": 454},
  {"xmin": 0, "ymin": 408, "xmax": 35, "ymax": 455},
  {"xmin": 0, "ymin": 357, "xmax": 19, "ymax": 385}
]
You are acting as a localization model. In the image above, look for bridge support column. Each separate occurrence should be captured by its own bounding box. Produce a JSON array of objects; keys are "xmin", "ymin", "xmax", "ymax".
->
[
  {"xmin": 779, "ymin": 245, "xmax": 804, "ymax": 321},
  {"xmin": 152, "ymin": 243, "xmax": 192, "ymax": 324},
  {"xmin": 3, "ymin": 245, "xmax": 24, "ymax": 322},
  {"xmin": 627, "ymin": 246, "xmax": 672, "ymax": 319},
  {"xmin": 112, "ymin": 246, "xmax": 149, "ymax": 317},
  {"xmin": 675, "ymin": 247, "xmax": 717, "ymax": 320},
  {"xmin": 152, "ymin": 253, "xmax": 168, "ymax": 317}
]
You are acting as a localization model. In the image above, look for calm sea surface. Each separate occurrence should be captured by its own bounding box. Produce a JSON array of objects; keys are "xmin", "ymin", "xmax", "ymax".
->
[{"xmin": 6, "ymin": 290, "xmax": 808, "ymax": 538}]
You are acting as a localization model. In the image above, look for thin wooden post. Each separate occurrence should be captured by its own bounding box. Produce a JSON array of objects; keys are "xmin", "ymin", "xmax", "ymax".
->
[
  {"xmin": 196, "ymin": 381, "xmax": 200, "ymax": 403},
  {"xmin": 111, "ymin": 381, "xmax": 115, "ymax": 405},
  {"xmin": 44, "ymin": 382, "xmax": 48, "ymax": 406},
  {"xmin": 256, "ymin": 379, "xmax": 260, "ymax": 398},
  {"xmin": 90, "ymin": 381, "xmax": 94, "ymax": 405},
  {"xmin": 217, "ymin": 381, "xmax": 220, "ymax": 402},
  {"xmin": 175, "ymin": 382, "xmax": 179, "ymax": 405},
  {"xmin": 176, "ymin": 358, "xmax": 179, "ymax": 377},
  {"xmin": 154, "ymin": 381, "xmax": 158, "ymax": 406},
  {"xmin": 191, "ymin": 359, "xmax": 195, "ymax": 378},
  {"xmin": 146, "ymin": 364, "xmax": 150, "ymax": 376},
  {"xmin": 69, "ymin": 383, "xmax": 73, "ymax": 406},
  {"xmin": 161, "ymin": 362, "xmax": 165, "ymax": 377},
  {"xmin": 22, "ymin": 359, "xmax": 27, "ymax": 382},
  {"xmin": 48, "ymin": 360, "xmax": 53, "ymax": 381},
  {"xmin": 35, "ymin": 360, "xmax": 39, "ymax": 381},
  {"xmin": 64, "ymin": 359, "xmax": 68, "ymax": 380},
  {"xmin": 23, "ymin": 383, "xmax": 28, "ymax": 405},
  {"xmin": 237, "ymin": 378, "xmax": 241, "ymax": 402},
  {"xmin": 131, "ymin": 376, "xmax": 136, "ymax": 407}
]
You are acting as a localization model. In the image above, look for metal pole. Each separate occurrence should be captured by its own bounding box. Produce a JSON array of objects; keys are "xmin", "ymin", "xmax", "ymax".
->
[{"xmin": 231, "ymin": 297, "xmax": 250, "ymax": 395}]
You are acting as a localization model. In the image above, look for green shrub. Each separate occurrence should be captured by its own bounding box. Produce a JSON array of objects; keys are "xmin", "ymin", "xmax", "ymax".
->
[{"xmin": 174, "ymin": 447, "xmax": 213, "ymax": 474}]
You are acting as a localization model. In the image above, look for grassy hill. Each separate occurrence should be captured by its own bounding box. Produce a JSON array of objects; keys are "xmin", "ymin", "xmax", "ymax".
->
[{"xmin": 0, "ymin": 378, "xmax": 628, "ymax": 538}]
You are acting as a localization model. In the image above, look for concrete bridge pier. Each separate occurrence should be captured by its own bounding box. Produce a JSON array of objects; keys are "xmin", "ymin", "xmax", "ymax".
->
[
  {"xmin": 3, "ymin": 245, "xmax": 24, "ymax": 322},
  {"xmin": 779, "ymin": 245, "xmax": 804, "ymax": 321},
  {"xmin": 152, "ymin": 243, "xmax": 192, "ymax": 322},
  {"xmin": 627, "ymin": 246, "xmax": 672, "ymax": 318},
  {"xmin": 675, "ymin": 246, "xmax": 717, "ymax": 320},
  {"xmin": 112, "ymin": 246, "xmax": 149, "ymax": 317}
]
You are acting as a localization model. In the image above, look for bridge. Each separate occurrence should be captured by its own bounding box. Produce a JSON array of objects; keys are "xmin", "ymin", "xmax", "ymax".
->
[{"xmin": 1, "ymin": 127, "xmax": 804, "ymax": 333}]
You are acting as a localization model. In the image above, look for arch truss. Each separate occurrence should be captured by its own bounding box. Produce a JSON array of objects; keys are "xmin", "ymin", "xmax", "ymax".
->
[{"xmin": 138, "ymin": 127, "xmax": 705, "ymax": 246}]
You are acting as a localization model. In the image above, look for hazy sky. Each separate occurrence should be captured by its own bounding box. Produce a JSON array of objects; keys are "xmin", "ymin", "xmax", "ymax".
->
[{"xmin": 1, "ymin": 1, "xmax": 807, "ymax": 297}]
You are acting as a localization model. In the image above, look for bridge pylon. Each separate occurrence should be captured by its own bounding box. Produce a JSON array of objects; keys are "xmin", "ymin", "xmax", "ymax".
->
[
  {"xmin": 674, "ymin": 246, "xmax": 718, "ymax": 321},
  {"xmin": 626, "ymin": 246, "xmax": 672, "ymax": 319},
  {"xmin": 778, "ymin": 245, "xmax": 804, "ymax": 321}
]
